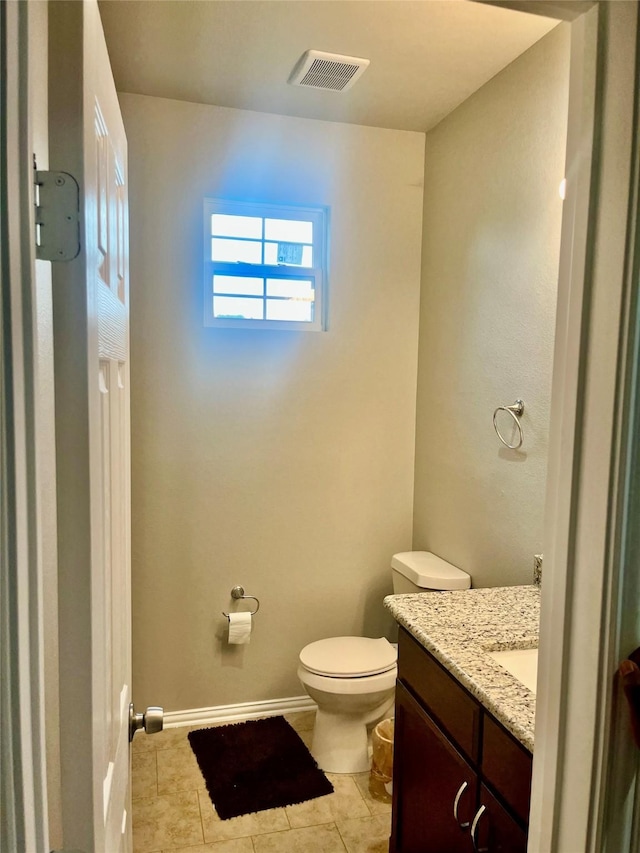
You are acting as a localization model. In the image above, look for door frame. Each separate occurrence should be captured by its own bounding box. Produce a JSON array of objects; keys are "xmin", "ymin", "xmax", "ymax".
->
[
  {"xmin": 527, "ymin": 3, "xmax": 640, "ymax": 851},
  {"xmin": 0, "ymin": 1, "xmax": 49, "ymax": 850},
  {"xmin": 3, "ymin": 1, "xmax": 639, "ymax": 850}
]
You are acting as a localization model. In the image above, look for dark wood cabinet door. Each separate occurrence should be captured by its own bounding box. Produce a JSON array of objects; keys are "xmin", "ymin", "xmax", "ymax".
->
[
  {"xmin": 472, "ymin": 785, "xmax": 527, "ymax": 853},
  {"xmin": 391, "ymin": 682, "xmax": 477, "ymax": 853}
]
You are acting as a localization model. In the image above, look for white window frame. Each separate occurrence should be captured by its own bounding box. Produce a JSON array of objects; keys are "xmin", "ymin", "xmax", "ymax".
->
[{"xmin": 203, "ymin": 198, "xmax": 327, "ymax": 331}]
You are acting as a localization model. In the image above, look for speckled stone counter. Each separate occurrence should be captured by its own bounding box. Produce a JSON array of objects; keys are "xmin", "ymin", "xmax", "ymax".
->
[{"xmin": 384, "ymin": 585, "xmax": 540, "ymax": 752}]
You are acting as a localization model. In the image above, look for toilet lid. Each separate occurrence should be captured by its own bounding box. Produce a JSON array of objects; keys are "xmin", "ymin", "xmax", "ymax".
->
[{"xmin": 300, "ymin": 637, "xmax": 397, "ymax": 677}]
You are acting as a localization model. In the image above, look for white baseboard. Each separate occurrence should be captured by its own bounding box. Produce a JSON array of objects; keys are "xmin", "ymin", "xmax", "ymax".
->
[{"xmin": 163, "ymin": 695, "xmax": 317, "ymax": 729}]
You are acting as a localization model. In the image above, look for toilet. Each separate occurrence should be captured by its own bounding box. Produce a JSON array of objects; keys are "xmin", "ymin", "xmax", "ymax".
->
[{"xmin": 297, "ymin": 551, "xmax": 471, "ymax": 774}]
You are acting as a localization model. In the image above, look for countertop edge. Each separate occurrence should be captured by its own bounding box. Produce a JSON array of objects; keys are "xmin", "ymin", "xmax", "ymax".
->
[{"xmin": 384, "ymin": 586, "xmax": 539, "ymax": 752}]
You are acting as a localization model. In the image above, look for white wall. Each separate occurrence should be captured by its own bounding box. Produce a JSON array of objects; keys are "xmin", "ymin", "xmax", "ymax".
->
[
  {"xmin": 120, "ymin": 94, "xmax": 424, "ymax": 711},
  {"xmin": 413, "ymin": 26, "xmax": 570, "ymax": 587}
]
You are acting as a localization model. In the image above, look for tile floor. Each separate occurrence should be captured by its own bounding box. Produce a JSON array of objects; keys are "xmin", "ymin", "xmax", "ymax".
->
[{"xmin": 131, "ymin": 711, "xmax": 392, "ymax": 853}]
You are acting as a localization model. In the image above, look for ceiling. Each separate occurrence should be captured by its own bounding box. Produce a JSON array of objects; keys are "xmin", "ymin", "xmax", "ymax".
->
[{"xmin": 98, "ymin": 1, "xmax": 558, "ymax": 133}]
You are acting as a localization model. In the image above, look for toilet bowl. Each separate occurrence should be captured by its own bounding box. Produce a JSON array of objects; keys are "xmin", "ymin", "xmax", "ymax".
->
[
  {"xmin": 297, "ymin": 636, "xmax": 397, "ymax": 774},
  {"xmin": 298, "ymin": 551, "xmax": 471, "ymax": 774}
]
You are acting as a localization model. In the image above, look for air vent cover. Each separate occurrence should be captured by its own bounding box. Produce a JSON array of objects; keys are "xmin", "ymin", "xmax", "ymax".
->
[{"xmin": 288, "ymin": 50, "xmax": 370, "ymax": 92}]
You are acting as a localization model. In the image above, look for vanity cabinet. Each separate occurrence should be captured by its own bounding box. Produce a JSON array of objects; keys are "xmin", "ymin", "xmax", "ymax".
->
[{"xmin": 390, "ymin": 629, "xmax": 532, "ymax": 853}]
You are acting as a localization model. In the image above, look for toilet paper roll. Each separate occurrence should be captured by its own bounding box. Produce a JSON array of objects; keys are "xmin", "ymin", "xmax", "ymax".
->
[{"xmin": 227, "ymin": 611, "xmax": 252, "ymax": 645}]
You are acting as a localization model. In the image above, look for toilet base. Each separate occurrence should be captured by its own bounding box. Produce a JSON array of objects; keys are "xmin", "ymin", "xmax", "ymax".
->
[{"xmin": 310, "ymin": 695, "xmax": 395, "ymax": 774}]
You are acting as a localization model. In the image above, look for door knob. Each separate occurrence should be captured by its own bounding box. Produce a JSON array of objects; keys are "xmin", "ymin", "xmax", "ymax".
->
[{"xmin": 129, "ymin": 702, "xmax": 164, "ymax": 742}]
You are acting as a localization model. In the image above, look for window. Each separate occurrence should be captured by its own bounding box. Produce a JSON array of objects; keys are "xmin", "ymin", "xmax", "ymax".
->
[{"xmin": 203, "ymin": 199, "xmax": 327, "ymax": 331}]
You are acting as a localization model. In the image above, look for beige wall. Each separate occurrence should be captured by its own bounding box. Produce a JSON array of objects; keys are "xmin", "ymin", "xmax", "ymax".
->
[
  {"xmin": 413, "ymin": 26, "xmax": 570, "ymax": 588},
  {"xmin": 120, "ymin": 94, "xmax": 424, "ymax": 711}
]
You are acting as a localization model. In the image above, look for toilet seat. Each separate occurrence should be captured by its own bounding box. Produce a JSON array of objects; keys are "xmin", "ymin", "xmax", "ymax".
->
[{"xmin": 299, "ymin": 636, "xmax": 397, "ymax": 678}]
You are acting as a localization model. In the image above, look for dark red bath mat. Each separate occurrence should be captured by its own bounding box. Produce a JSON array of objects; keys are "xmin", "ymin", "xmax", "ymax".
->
[{"xmin": 187, "ymin": 715, "xmax": 334, "ymax": 819}]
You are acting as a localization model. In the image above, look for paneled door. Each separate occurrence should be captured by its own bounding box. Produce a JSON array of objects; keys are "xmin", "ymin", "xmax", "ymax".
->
[{"xmin": 49, "ymin": 1, "xmax": 133, "ymax": 849}]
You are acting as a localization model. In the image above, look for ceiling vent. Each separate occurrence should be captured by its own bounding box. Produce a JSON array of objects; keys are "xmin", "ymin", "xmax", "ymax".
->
[{"xmin": 288, "ymin": 50, "xmax": 370, "ymax": 93}]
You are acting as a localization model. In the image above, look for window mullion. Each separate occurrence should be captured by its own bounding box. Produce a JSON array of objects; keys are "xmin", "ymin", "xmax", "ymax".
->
[
  {"xmin": 261, "ymin": 218, "xmax": 266, "ymax": 319},
  {"xmin": 212, "ymin": 261, "xmax": 318, "ymax": 278},
  {"xmin": 210, "ymin": 234, "xmax": 264, "ymax": 244}
]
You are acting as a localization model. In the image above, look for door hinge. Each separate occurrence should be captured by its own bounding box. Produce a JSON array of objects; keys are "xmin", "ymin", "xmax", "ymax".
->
[{"xmin": 34, "ymin": 170, "xmax": 81, "ymax": 261}]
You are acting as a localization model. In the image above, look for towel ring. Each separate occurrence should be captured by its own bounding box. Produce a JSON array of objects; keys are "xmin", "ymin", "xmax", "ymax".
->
[
  {"xmin": 222, "ymin": 585, "xmax": 260, "ymax": 618},
  {"xmin": 493, "ymin": 399, "xmax": 525, "ymax": 450}
]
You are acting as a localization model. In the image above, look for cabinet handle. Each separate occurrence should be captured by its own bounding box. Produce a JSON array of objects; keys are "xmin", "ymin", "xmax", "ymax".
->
[
  {"xmin": 453, "ymin": 781, "xmax": 470, "ymax": 829},
  {"xmin": 470, "ymin": 804, "xmax": 488, "ymax": 852}
]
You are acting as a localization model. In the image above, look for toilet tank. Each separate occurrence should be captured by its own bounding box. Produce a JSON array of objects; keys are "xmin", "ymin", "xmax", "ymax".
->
[{"xmin": 391, "ymin": 551, "xmax": 471, "ymax": 593}]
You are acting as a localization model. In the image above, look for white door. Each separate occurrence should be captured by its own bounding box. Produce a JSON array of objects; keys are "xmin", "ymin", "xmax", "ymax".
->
[{"xmin": 49, "ymin": 1, "xmax": 134, "ymax": 849}]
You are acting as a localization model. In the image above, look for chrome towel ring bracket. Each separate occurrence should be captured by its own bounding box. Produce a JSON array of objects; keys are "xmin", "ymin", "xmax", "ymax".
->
[
  {"xmin": 493, "ymin": 399, "xmax": 525, "ymax": 450},
  {"xmin": 222, "ymin": 585, "xmax": 260, "ymax": 618}
]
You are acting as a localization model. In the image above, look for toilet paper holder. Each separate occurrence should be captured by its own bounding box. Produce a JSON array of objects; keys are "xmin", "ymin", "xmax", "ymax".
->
[{"xmin": 222, "ymin": 586, "xmax": 260, "ymax": 619}]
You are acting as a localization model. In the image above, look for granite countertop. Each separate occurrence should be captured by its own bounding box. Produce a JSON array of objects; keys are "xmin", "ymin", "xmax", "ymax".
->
[{"xmin": 384, "ymin": 585, "xmax": 540, "ymax": 752}]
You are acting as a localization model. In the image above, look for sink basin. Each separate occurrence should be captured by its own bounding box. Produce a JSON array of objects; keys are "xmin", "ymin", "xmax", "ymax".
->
[{"xmin": 487, "ymin": 648, "xmax": 538, "ymax": 694}]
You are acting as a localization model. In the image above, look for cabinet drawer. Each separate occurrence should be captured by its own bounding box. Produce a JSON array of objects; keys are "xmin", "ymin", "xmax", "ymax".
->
[
  {"xmin": 398, "ymin": 628, "xmax": 481, "ymax": 763},
  {"xmin": 481, "ymin": 714, "xmax": 532, "ymax": 824}
]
